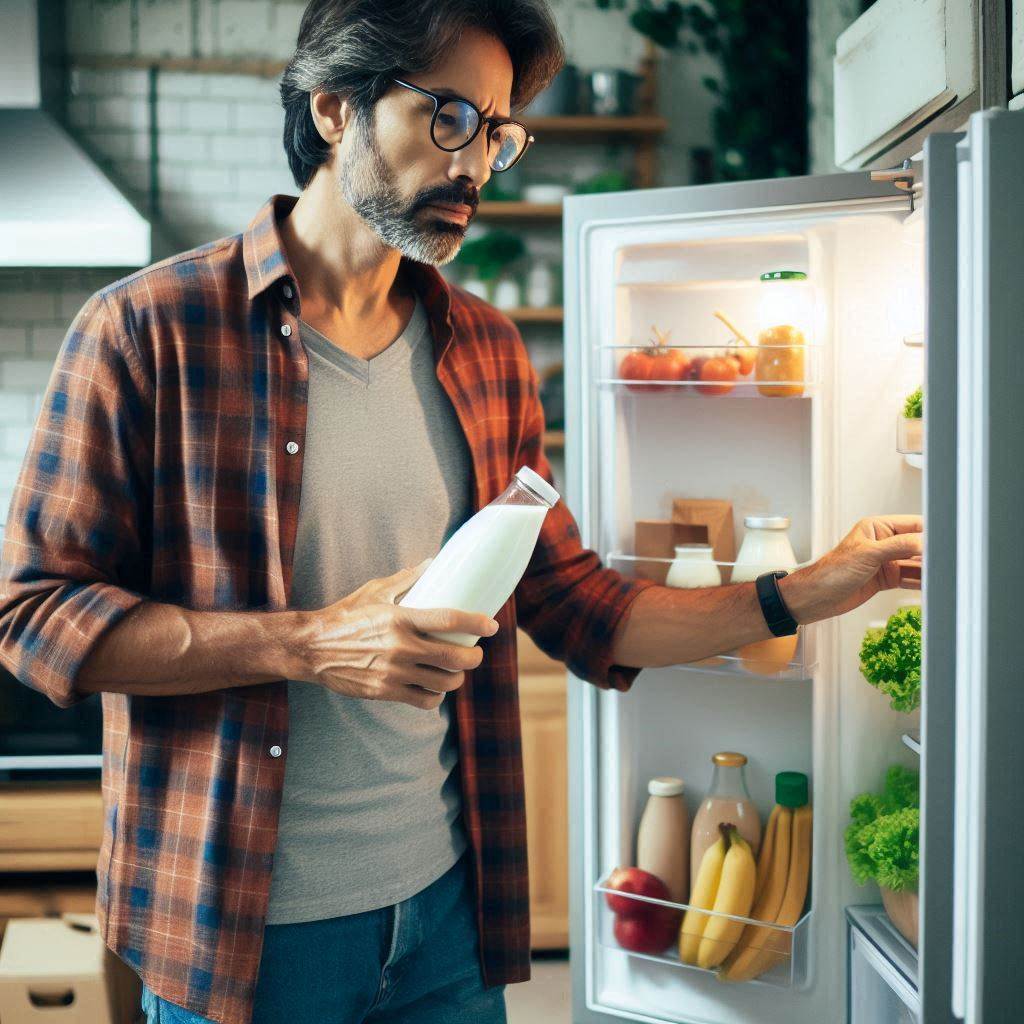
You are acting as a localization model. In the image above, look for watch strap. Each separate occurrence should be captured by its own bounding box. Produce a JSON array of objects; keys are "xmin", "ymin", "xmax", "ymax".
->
[{"xmin": 755, "ymin": 571, "xmax": 799, "ymax": 638}]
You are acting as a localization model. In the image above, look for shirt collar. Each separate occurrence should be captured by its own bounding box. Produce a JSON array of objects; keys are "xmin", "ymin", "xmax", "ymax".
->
[{"xmin": 243, "ymin": 195, "xmax": 455, "ymax": 357}]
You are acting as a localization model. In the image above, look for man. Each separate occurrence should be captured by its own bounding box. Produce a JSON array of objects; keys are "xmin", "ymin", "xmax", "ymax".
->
[{"xmin": 0, "ymin": 1, "xmax": 921, "ymax": 1022}]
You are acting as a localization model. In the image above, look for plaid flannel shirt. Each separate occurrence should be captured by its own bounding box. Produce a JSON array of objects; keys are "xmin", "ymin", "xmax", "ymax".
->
[{"xmin": 0, "ymin": 196, "xmax": 654, "ymax": 1024}]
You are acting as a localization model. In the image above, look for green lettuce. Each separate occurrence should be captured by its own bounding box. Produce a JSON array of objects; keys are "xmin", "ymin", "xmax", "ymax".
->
[
  {"xmin": 859, "ymin": 606, "xmax": 922, "ymax": 713},
  {"xmin": 903, "ymin": 386, "xmax": 923, "ymax": 419},
  {"xmin": 845, "ymin": 765, "xmax": 920, "ymax": 892}
]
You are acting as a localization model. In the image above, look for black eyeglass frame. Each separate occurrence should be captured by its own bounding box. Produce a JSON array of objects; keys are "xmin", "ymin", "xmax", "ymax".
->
[{"xmin": 391, "ymin": 78, "xmax": 535, "ymax": 172}]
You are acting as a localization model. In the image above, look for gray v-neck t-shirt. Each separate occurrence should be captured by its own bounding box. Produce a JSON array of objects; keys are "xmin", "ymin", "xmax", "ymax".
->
[{"xmin": 265, "ymin": 296, "xmax": 473, "ymax": 923}]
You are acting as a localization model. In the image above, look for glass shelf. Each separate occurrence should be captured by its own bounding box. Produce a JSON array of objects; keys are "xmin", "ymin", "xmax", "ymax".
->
[
  {"xmin": 598, "ymin": 343, "xmax": 821, "ymax": 399},
  {"xmin": 606, "ymin": 553, "xmax": 816, "ymax": 681},
  {"xmin": 903, "ymin": 333, "xmax": 924, "ymax": 348},
  {"xmin": 594, "ymin": 875, "xmax": 811, "ymax": 989}
]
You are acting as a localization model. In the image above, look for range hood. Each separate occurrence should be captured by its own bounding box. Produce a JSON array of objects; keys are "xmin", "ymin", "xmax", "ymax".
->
[{"xmin": 0, "ymin": 0, "xmax": 150, "ymax": 268}]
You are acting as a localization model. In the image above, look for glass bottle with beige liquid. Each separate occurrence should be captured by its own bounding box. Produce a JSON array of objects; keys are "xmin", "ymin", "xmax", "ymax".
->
[
  {"xmin": 636, "ymin": 777, "xmax": 690, "ymax": 903},
  {"xmin": 732, "ymin": 515, "xmax": 799, "ymax": 675},
  {"xmin": 690, "ymin": 752, "xmax": 761, "ymax": 892}
]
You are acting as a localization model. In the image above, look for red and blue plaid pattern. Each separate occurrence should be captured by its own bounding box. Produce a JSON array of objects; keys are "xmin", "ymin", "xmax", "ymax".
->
[{"xmin": 0, "ymin": 196, "xmax": 654, "ymax": 1024}]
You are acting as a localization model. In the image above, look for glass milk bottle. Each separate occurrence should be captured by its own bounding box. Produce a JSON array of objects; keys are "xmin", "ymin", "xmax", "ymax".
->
[
  {"xmin": 731, "ymin": 515, "xmax": 799, "ymax": 675},
  {"xmin": 665, "ymin": 544, "xmax": 724, "ymax": 668},
  {"xmin": 665, "ymin": 544, "xmax": 722, "ymax": 589},
  {"xmin": 690, "ymin": 752, "xmax": 761, "ymax": 892},
  {"xmin": 636, "ymin": 777, "xmax": 690, "ymax": 903},
  {"xmin": 400, "ymin": 466, "xmax": 558, "ymax": 646}
]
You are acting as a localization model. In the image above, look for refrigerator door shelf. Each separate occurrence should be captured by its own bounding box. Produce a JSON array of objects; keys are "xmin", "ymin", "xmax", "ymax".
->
[
  {"xmin": 846, "ymin": 906, "xmax": 919, "ymax": 1024},
  {"xmin": 606, "ymin": 552, "xmax": 817, "ymax": 681},
  {"xmin": 595, "ymin": 876, "xmax": 812, "ymax": 990}
]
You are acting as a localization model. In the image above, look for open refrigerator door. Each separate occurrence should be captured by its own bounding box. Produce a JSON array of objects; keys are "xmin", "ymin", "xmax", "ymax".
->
[{"xmin": 564, "ymin": 170, "xmax": 930, "ymax": 1024}]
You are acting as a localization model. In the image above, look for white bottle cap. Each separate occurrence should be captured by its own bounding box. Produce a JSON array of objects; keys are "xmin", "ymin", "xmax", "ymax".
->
[
  {"xmin": 648, "ymin": 776, "xmax": 685, "ymax": 797},
  {"xmin": 516, "ymin": 466, "xmax": 560, "ymax": 507},
  {"xmin": 744, "ymin": 515, "xmax": 790, "ymax": 530}
]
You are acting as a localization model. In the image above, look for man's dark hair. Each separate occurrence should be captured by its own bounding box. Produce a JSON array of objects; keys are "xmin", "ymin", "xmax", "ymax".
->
[{"xmin": 280, "ymin": 0, "xmax": 565, "ymax": 189}]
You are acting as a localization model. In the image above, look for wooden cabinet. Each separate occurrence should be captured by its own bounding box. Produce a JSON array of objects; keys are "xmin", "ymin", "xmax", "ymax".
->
[
  {"xmin": 517, "ymin": 629, "xmax": 569, "ymax": 950},
  {"xmin": 0, "ymin": 783, "xmax": 102, "ymax": 872}
]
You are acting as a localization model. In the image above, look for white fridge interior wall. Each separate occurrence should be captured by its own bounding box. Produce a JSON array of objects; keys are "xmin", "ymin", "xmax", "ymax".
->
[{"xmin": 579, "ymin": 205, "xmax": 923, "ymax": 1024}]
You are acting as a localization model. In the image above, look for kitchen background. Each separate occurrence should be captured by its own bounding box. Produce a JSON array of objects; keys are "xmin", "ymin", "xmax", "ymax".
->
[
  {"xmin": 0, "ymin": 0, "xmax": 865, "ymax": 524},
  {"xmin": 3, "ymin": 2, "xmax": 1022, "ymax": 1023}
]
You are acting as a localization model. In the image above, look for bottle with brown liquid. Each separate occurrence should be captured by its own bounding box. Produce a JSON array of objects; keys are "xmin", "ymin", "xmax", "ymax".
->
[{"xmin": 690, "ymin": 752, "xmax": 762, "ymax": 892}]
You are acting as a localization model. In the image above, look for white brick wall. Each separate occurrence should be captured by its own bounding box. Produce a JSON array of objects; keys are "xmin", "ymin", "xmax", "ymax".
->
[{"xmin": 0, "ymin": 271, "xmax": 116, "ymax": 528}]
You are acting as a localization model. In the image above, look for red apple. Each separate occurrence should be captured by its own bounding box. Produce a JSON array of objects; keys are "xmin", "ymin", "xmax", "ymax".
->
[
  {"xmin": 603, "ymin": 867, "xmax": 671, "ymax": 918},
  {"xmin": 613, "ymin": 909, "xmax": 679, "ymax": 955}
]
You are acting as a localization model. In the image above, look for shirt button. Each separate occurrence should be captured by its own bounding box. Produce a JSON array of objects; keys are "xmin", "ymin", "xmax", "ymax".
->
[
  {"xmin": 282, "ymin": 284, "xmax": 294, "ymax": 300},
  {"xmin": 285, "ymin": 441, "xmax": 299, "ymax": 455},
  {"xmin": 269, "ymin": 745, "xmax": 282, "ymax": 758},
  {"xmin": 280, "ymin": 324, "xmax": 292, "ymax": 338}
]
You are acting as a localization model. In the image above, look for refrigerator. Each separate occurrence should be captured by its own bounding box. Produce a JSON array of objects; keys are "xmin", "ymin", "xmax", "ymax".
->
[{"xmin": 561, "ymin": 107, "xmax": 1024, "ymax": 1024}]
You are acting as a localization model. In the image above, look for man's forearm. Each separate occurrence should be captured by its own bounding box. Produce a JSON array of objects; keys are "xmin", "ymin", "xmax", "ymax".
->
[
  {"xmin": 609, "ymin": 580, "xmax": 774, "ymax": 669},
  {"xmin": 77, "ymin": 601, "xmax": 309, "ymax": 697},
  {"xmin": 610, "ymin": 564, "xmax": 831, "ymax": 669}
]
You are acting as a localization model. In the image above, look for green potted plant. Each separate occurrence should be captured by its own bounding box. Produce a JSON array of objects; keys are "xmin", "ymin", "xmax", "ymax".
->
[
  {"xmin": 845, "ymin": 765, "xmax": 920, "ymax": 947},
  {"xmin": 859, "ymin": 606, "xmax": 922, "ymax": 713},
  {"xmin": 898, "ymin": 386, "xmax": 923, "ymax": 465},
  {"xmin": 453, "ymin": 231, "xmax": 526, "ymax": 304}
]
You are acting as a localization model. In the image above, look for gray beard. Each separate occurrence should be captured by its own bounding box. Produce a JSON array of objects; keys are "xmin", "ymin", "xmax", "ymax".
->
[{"xmin": 339, "ymin": 111, "xmax": 465, "ymax": 267}]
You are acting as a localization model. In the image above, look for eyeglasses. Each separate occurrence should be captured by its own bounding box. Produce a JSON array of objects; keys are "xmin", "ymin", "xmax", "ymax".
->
[{"xmin": 391, "ymin": 78, "xmax": 534, "ymax": 173}]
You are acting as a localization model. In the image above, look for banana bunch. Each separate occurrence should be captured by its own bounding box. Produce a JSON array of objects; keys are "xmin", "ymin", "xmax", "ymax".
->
[
  {"xmin": 678, "ymin": 823, "xmax": 756, "ymax": 970},
  {"xmin": 719, "ymin": 802, "xmax": 813, "ymax": 982}
]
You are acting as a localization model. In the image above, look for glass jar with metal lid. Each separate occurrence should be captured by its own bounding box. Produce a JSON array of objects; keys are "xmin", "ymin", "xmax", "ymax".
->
[{"xmin": 732, "ymin": 516, "xmax": 799, "ymax": 675}]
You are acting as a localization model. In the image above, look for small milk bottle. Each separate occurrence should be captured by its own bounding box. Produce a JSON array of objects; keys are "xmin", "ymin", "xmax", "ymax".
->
[
  {"xmin": 636, "ymin": 776, "xmax": 690, "ymax": 903},
  {"xmin": 399, "ymin": 466, "xmax": 559, "ymax": 646},
  {"xmin": 731, "ymin": 515, "xmax": 799, "ymax": 675}
]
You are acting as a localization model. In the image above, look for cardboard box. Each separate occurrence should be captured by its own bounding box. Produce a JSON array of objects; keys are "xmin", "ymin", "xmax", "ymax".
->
[
  {"xmin": 0, "ymin": 914, "xmax": 140, "ymax": 1024},
  {"xmin": 671, "ymin": 499, "xmax": 736, "ymax": 566},
  {"xmin": 633, "ymin": 519, "xmax": 711, "ymax": 584}
]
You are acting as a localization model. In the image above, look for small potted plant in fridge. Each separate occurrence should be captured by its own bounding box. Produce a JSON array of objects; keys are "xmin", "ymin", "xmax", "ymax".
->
[
  {"xmin": 845, "ymin": 765, "xmax": 920, "ymax": 948},
  {"xmin": 859, "ymin": 606, "xmax": 922, "ymax": 714},
  {"xmin": 898, "ymin": 386, "xmax": 923, "ymax": 469}
]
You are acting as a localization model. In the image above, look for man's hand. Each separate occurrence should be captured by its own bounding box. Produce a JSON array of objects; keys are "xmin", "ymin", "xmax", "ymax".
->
[
  {"xmin": 292, "ymin": 560, "xmax": 499, "ymax": 711},
  {"xmin": 780, "ymin": 516, "xmax": 923, "ymax": 625}
]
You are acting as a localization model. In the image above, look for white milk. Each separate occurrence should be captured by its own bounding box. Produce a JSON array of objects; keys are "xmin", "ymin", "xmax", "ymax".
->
[{"xmin": 399, "ymin": 487, "xmax": 553, "ymax": 647}]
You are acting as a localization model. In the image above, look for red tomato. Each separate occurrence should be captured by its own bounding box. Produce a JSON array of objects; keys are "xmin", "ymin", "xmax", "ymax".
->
[
  {"xmin": 731, "ymin": 346, "xmax": 757, "ymax": 375},
  {"xmin": 697, "ymin": 356, "xmax": 739, "ymax": 396},
  {"xmin": 620, "ymin": 348, "xmax": 690, "ymax": 392}
]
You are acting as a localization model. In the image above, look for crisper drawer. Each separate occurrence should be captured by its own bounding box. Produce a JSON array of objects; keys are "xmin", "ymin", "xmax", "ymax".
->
[
  {"xmin": 833, "ymin": 0, "xmax": 977, "ymax": 168},
  {"xmin": 847, "ymin": 906, "xmax": 919, "ymax": 1024}
]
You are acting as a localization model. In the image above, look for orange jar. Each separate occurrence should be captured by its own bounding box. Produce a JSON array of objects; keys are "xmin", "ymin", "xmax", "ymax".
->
[
  {"xmin": 756, "ymin": 324, "xmax": 805, "ymax": 397},
  {"xmin": 756, "ymin": 270, "xmax": 810, "ymax": 398}
]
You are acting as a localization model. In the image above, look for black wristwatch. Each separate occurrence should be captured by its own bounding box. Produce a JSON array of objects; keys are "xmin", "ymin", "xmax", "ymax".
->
[{"xmin": 755, "ymin": 571, "xmax": 799, "ymax": 637}]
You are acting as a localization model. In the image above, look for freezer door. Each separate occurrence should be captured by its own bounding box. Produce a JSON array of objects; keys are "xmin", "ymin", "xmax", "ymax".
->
[{"xmin": 948, "ymin": 108, "xmax": 1024, "ymax": 1024}]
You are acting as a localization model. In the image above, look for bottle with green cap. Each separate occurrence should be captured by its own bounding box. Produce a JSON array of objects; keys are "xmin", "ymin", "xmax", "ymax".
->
[
  {"xmin": 756, "ymin": 269, "xmax": 810, "ymax": 397},
  {"xmin": 775, "ymin": 770, "xmax": 809, "ymax": 808}
]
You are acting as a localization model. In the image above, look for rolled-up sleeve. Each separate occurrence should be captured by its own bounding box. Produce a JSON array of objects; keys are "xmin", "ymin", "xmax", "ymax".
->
[
  {"xmin": 513, "ymin": 359, "xmax": 655, "ymax": 692},
  {"xmin": 0, "ymin": 291, "xmax": 152, "ymax": 708}
]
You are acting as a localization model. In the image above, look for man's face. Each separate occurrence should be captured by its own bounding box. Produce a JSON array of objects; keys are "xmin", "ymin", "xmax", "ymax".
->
[{"xmin": 337, "ymin": 28, "xmax": 515, "ymax": 266}]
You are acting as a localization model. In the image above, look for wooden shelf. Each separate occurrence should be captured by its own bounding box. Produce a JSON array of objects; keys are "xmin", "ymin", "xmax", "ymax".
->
[
  {"xmin": 543, "ymin": 430, "xmax": 565, "ymax": 449},
  {"xmin": 505, "ymin": 306, "xmax": 563, "ymax": 324},
  {"xmin": 477, "ymin": 202, "xmax": 562, "ymax": 220},
  {"xmin": 0, "ymin": 783, "xmax": 102, "ymax": 874},
  {"xmin": 526, "ymin": 115, "xmax": 666, "ymax": 137}
]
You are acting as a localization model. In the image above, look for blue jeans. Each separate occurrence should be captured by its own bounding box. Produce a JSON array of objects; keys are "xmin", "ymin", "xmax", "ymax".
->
[{"xmin": 140, "ymin": 852, "xmax": 506, "ymax": 1024}]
